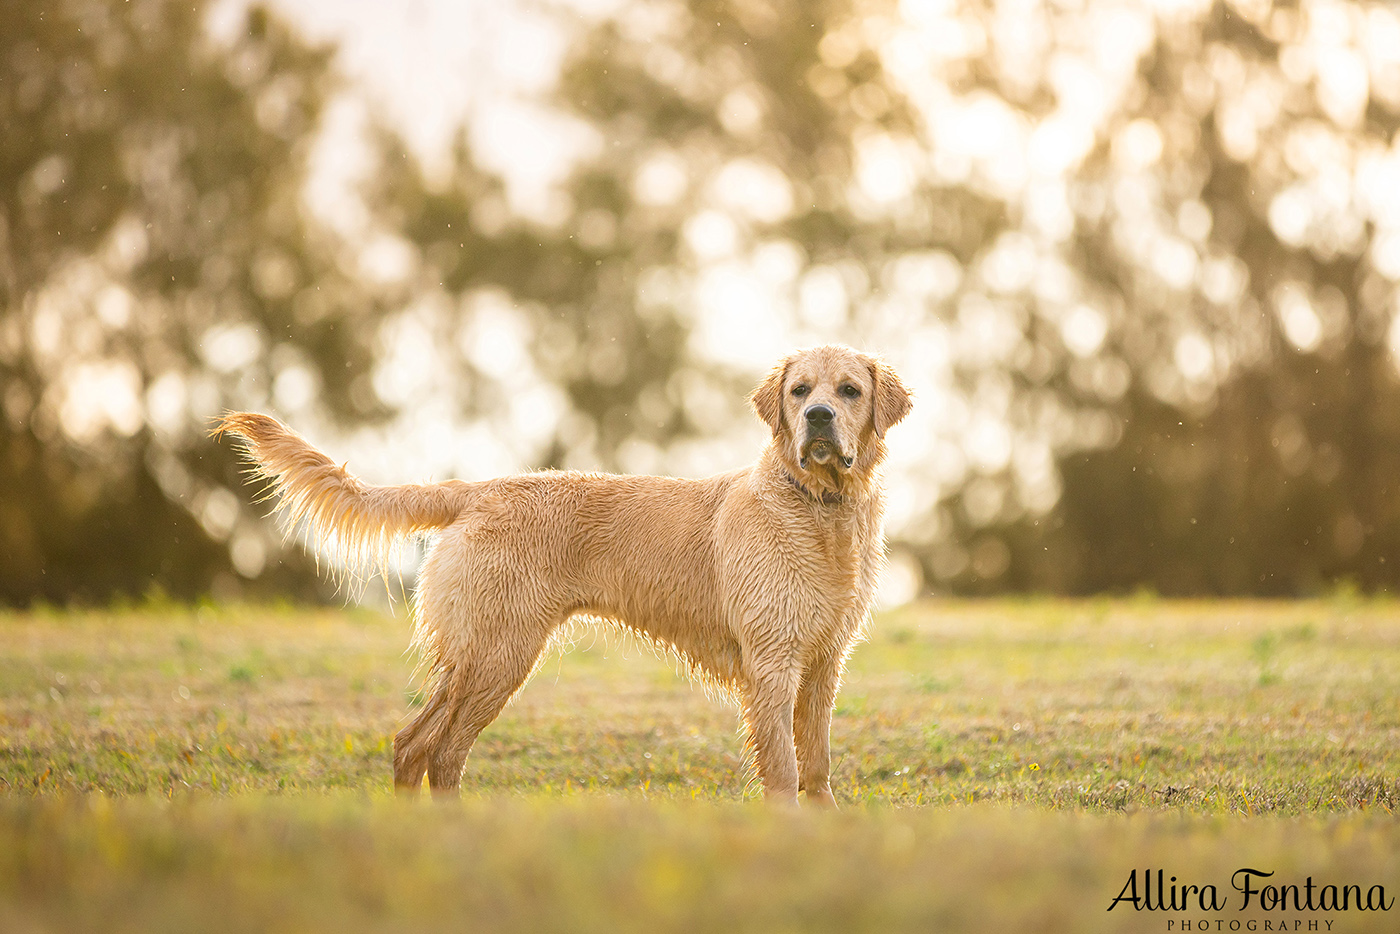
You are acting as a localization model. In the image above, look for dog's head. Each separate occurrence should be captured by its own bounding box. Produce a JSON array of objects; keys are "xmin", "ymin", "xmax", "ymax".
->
[{"xmin": 750, "ymin": 345, "xmax": 911, "ymax": 498}]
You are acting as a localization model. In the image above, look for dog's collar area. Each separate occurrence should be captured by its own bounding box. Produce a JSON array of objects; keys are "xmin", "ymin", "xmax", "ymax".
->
[{"xmin": 784, "ymin": 472, "xmax": 842, "ymax": 506}]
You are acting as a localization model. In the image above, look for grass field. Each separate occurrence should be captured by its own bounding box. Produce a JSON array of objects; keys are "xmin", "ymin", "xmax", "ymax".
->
[{"xmin": 1, "ymin": 597, "xmax": 1398, "ymax": 932}]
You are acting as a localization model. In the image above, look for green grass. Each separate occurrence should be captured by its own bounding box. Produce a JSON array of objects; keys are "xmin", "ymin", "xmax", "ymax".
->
[{"xmin": 1, "ymin": 599, "xmax": 1399, "ymax": 932}]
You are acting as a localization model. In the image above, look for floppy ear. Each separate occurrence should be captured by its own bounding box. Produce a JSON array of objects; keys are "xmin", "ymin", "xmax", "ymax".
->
[
  {"xmin": 870, "ymin": 359, "xmax": 912, "ymax": 438},
  {"xmin": 750, "ymin": 361, "xmax": 788, "ymax": 434}
]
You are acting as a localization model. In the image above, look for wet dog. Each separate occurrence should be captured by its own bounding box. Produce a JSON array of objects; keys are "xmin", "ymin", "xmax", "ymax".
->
[{"xmin": 217, "ymin": 344, "xmax": 910, "ymax": 805}]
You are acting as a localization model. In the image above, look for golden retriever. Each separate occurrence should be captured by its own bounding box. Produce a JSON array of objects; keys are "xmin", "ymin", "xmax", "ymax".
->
[{"xmin": 216, "ymin": 344, "xmax": 910, "ymax": 805}]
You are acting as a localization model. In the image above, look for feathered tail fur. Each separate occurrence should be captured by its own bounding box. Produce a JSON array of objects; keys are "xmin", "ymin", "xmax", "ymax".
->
[{"xmin": 213, "ymin": 412, "xmax": 475, "ymax": 578}]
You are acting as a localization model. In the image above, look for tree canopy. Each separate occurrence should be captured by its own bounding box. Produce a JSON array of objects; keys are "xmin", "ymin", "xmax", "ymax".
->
[
  {"xmin": 1, "ymin": 0, "xmax": 380, "ymax": 602},
  {"xmin": 4, "ymin": 0, "xmax": 1400, "ymax": 603}
]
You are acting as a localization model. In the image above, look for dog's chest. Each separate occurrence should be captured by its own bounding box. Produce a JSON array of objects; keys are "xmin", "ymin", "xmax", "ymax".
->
[{"xmin": 791, "ymin": 508, "xmax": 879, "ymax": 630}]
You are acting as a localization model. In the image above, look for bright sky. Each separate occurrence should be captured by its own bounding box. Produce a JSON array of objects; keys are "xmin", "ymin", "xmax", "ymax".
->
[
  {"xmin": 213, "ymin": 0, "xmax": 529, "ymax": 163},
  {"xmin": 245, "ymin": 0, "xmax": 596, "ymax": 199}
]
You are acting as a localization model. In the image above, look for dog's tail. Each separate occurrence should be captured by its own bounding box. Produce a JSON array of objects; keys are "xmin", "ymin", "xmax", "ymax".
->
[{"xmin": 213, "ymin": 411, "xmax": 475, "ymax": 575}]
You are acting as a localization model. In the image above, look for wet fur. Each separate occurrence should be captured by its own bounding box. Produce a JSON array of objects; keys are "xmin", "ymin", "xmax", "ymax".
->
[{"xmin": 216, "ymin": 345, "xmax": 910, "ymax": 805}]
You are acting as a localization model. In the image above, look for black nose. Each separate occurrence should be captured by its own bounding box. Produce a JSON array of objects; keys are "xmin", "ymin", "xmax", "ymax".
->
[{"xmin": 805, "ymin": 404, "xmax": 834, "ymax": 427}]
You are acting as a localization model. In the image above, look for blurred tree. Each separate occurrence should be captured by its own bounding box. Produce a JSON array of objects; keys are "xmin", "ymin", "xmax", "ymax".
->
[
  {"xmin": 0, "ymin": 0, "xmax": 384, "ymax": 604},
  {"xmin": 986, "ymin": 0, "xmax": 1400, "ymax": 594},
  {"xmin": 8, "ymin": 0, "xmax": 1400, "ymax": 604},
  {"xmin": 1016, "ymin": 344, "xmax": 1400, "ymax": 594}
]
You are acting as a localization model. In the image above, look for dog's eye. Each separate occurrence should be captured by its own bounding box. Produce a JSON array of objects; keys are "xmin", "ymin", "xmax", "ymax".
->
[
  {"xmin": 839, "ymin": 384, "xmax": 861, "ymax": 399},
  {"xmin": 791, "ymin": 385, "xmax": 809, "ymax": 397}
]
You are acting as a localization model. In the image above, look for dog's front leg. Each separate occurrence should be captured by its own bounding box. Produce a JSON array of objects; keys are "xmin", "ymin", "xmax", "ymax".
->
[
  {"xmin": 740, "ymin": 662, "xmax": 801, "ymax": 805},
  {"xmin": 794, "ymin": 649, "xmax": 843, "ymax": 809}
]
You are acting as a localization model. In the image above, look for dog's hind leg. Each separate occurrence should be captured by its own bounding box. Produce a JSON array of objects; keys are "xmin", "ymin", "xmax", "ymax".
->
[
  {"xmin": 424, "ymin": 625, "xmax": 556, "ymax": 796},
  {"xmin": 394, "ymin": 685, "xmax": 453, "ymax": 794}
]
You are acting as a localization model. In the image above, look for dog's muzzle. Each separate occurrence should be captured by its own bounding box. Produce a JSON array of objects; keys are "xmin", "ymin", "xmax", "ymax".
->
[{"xmin": 799, "ymin": 405, "xmax": 854, "ymax": 470}]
